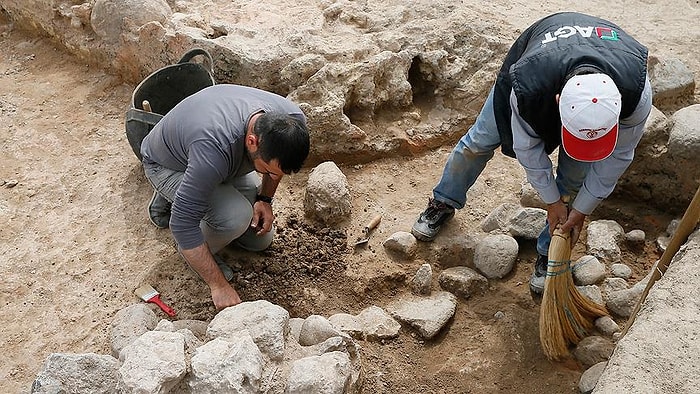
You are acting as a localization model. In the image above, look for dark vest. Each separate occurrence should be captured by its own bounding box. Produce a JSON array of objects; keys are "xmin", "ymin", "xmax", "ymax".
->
[{"xmin": 493, "ymin": 12, "xmax": 648, "ymax": 158}]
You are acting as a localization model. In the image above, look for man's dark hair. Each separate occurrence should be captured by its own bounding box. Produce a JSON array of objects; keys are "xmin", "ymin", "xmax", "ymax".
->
[
  {"xmin": 563, "ymin": 65, "xmax": 603, "ymax": 84},
  {"xmin": 253, "ymin": 112, "xmax": 310, "ymax": 174}
]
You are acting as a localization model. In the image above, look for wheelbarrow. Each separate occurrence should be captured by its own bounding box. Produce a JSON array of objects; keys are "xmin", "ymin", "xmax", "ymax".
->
[{"xmin": 124, "ymin": 48, "xmax": 216, "ymax": 160}]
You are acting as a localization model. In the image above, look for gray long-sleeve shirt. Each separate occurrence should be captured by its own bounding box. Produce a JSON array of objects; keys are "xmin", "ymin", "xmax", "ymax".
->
[
  {"xmin": 511, "ymin": 77, "xmax": 652, "ymax": 215},
  {"xmin": 141, "ymin": 84, "xmax": 306, "ymax": 249}
]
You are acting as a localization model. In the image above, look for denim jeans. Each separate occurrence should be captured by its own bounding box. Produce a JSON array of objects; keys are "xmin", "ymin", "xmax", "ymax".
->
[
  {"xmin": 143, "ymin": 163, "xmax": 274, "ymax": 252},
  {"xmin": 432, "ymin": 87, "xmax": 590, "ymax": 256}
]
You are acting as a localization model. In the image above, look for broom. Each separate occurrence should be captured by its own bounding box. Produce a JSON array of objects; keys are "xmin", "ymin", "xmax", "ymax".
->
[{"xmin": 539, "ymin": 228, "xmax": 609, "ymax": 360}]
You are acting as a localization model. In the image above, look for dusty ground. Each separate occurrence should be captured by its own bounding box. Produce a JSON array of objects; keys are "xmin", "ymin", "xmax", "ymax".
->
[{"xmin": 1, "ymin": 2, "xmax": 699, "ymax": 393}]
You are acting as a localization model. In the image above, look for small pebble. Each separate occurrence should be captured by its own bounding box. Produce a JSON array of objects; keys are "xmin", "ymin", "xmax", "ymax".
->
[
  {"xmin": 625, "ymin": 229, "xmax": 645, "ymax": 244},
  {"xmin": 610, "ymin": 263, "xmax": 632, "ymax": 280}
]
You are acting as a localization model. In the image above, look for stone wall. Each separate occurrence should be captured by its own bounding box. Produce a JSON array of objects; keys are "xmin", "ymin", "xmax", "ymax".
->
[
  {"xmin": 0, "ymin": 0, "xmax": 509, "ymax": 166},
  {"xmin": 1, "ymin": 0, "xmax": 697, "ymax": 212}
]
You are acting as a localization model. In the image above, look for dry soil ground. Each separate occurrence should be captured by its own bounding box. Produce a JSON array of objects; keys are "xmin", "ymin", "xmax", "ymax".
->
[{"xmin": 1, "ymin": 2, "xmax": 699, "ymax": 393}]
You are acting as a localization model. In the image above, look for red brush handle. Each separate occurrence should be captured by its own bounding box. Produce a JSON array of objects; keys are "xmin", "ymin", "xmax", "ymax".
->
[{"xmin": 148, "ymin": 295, "xmax": 176, "ymax": 317}]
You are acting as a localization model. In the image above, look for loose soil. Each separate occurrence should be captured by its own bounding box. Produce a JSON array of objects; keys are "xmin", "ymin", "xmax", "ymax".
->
[{"xmin": 1, "ymin": 2, "xmax": 698, "ymax": 393}]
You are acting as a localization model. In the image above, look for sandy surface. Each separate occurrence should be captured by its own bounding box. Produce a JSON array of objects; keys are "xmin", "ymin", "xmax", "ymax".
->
[{"xmin": 1, "ymin": 2, "xmax": 699, "ymax": 393}]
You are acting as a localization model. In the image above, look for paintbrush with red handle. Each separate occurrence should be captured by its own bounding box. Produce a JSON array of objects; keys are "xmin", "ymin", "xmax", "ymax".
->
[{"xmin": 134, "ymin": 284, "xmax": 176, "ymax": 317}]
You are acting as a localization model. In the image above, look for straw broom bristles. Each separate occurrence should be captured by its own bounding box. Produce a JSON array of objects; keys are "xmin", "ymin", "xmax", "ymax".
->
[{"xmin": 539, "ymin": 228, "xmax": 609, "ymax": 360}]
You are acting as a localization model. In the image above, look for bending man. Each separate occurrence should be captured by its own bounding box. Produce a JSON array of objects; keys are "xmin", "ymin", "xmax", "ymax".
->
[
  {"xmin": 141, "ymin": 84, "xmax": 310, "ymax": 309},
  {"xmin": 411, "ymin": 12, "xmax": 652, "ymax": 295}
]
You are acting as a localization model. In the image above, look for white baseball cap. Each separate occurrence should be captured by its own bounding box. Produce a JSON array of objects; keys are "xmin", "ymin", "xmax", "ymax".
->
[{"xmin": 559, "ymin": 73, "xmax": 621, "ymax": 162}]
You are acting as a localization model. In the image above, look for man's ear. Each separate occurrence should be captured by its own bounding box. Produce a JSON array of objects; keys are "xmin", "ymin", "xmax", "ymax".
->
[{"xmin": 246, "ymin": 133, "xmax": 259, "ymax": 151}]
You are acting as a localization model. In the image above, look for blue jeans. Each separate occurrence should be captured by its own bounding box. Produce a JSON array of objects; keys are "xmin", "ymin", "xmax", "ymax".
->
[{"xmin": 432, "ymin": 87, "xmax": 590, "ymax": 256}]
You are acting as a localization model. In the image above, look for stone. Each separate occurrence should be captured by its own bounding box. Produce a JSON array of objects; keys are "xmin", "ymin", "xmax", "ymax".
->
[
  {"xmin": 586, "ymin": 220, "xmax": 624, "ymax": 263},
  {"xmin": 519, "ymin": 181, "xmax": 547, "ymax": 209},
  {"xmin": 356, "ymin": 306, "xmax": 401, "ymax": 341},
  {"xmin": 383, "ymin": 231, "xmax": 418, "ymax": 258},
  {"xmin": 624, "ymin": 229, "xmax": 646, "ymax": 245},
  {"xmin": 573, "ymin": 336, "xmax": 615, "ymax": 369},
  {"xmin": 438, "ymin": 266, "xmax": 489, "ymax": 299},
  {"xmin": 579, "ymin": 361, "xmax": 607, "ymax": 394},
  {"xmin": 385, "ymin": 291, "xmax": 457, "ymax": 339},
  {"xmin": 119, "ymin": 331, "xmax": 187, "ymax": 393},
  {"xmin": 473, "ymin": 234, "xmax": 519, "ymax": 279},
  {"xmin": 110, "ymin": 303, "xmax": 158, "ymax": 358},
  {"xmin": 304, "ymin": 161, "xmax": 351, "ymax": 225},
  {"xmin": 411, "ymin": 263, "xmax": 433, "ymax": 295},
  {"xmin": 594, "ymin": 316, "xmax": 621, "ymax": 337},
  {"xmin": 573, "ymin": 255, "xmax": 607, "ymax": 285},
  {"xmin": 508, "ymin": 207, "xmax": 547, "ymax": 239},
  {"xmin": 32, "ymin": 353, "xmax": 120, "ymax": 394},
  {"xmin": 610, "ymin": 263, "xmax": 632, "ymax": 280},
  {"xmin": 298, "ymin": 315, "xmax": 343, "ymax": 346},
  {"xmin": 286, "ymin": 352, "xmax": 354, "ymax": 394},
  {"xmin": 91, "ymin": 0, "xmax": 172, "ymax": 41},
  {"xmin": 207, "ymin": 300, "xmax": 289, "ymax": 361},
  {"xmin": 188, "ymin": 336, "xmax": 263, "ymax": 394},
  {"xmin": 480, "ymin": 202, "xmax": 520, "ymax": 232},
  {"xmin": 648, "ymin": 55, "xmax": 696, "ymax": 107}
]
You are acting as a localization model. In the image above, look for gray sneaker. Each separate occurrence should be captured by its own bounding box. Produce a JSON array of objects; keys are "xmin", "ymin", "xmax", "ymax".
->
[
  {"xmin": 411, "ymin": 198, "xmax": 455, "ymax": 241},
  {"xmin": 181, "ymin": 251, "xmax": 235, "ymax": 283},
  {"xmin": 148, "ymin": 190, "xmax": 171, "ymax": 229},
  {"xmin": 213, "ymin": 255, "xmax": 235, "ymax": 282},
  {"xmin": 529, "ymin": 254, "xmax": 548, "ymax": 295}
]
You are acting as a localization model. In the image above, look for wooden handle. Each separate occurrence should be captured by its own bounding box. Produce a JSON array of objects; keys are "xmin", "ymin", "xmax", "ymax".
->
[
  {"xmin": 622, "ymin": 184, "xmax": 700, "ymax": 336},
  {"xmin": 364, "ymin": 214, "xmax": 382, "ymax": 231},
  {"xmin": 548, "ymin": 228, "xmax": 572, "ymax": 262}
]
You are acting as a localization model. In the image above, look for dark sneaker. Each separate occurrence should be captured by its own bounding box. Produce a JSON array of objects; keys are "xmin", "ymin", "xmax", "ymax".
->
[
  {"xmin": 148, "ymin": 190, "xmax": 171, "ymax": 229},
  {"xmin": 411, "ymin": 198, "xmax": 455, "ymax": 241},
  {"xmin": 529, "ymin": 254, "xmax": 548, "ymax": 295}
]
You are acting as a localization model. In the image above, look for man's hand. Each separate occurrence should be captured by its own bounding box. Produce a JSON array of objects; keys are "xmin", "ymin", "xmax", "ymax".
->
[
  {"xmin": 560, "ymin": 209, "xmax": 586, "ymax": 246},
  {"xmin": 546, "ymin": 199, "xmax": 586, "ymax": 246},
  {"xmin": 180, "ymin": 244, "xmax": 243, "ymax": 309},
  {"xmin": 210, "ymin": 284, "xmax": 242, "ymax": 310},
  {"xmin": 251, "ymin": 200, "xmax": 274, "ymax": 235},
  {"xmin": 546, "ymin": 200, "xmax": 569, "ymax": 234}
]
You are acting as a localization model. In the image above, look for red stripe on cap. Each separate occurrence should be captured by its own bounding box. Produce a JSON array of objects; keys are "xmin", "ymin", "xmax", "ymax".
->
[{"xmin": 561, "ymin": 124, "xmax": 618, "ymax": 162}]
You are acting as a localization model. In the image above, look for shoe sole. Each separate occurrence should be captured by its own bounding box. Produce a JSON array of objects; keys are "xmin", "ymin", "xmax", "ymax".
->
[
  {"xmin": 529, "ymin": 277, "xmax": 544, "ymax": 296},
  {"xmin": 411, "ymin": 227, "xmax": 437, "ymax": 242},
  {"xmin": 529, "ymin": 287, "xmax": 543, "ymax": 302},
  {"xmin": 529, "ymin": 283, "xmax": 544, "ymax": 295},
  {"xmin": 147, "ymin": 190, "xmax": 169, "ymax": 229},
  {"xmin": 411, "ymin": 210, "xmax": 454, "ymax": 242}
]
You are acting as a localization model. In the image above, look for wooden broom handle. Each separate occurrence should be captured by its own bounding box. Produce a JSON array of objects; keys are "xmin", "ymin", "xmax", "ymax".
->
[
  {"xmin": 552, "ymin": 228, "xmax": 570, "ymax": 239},
  {"xmin": 622, "ymin": 184, "xmax": 700, "ymax": 336}
]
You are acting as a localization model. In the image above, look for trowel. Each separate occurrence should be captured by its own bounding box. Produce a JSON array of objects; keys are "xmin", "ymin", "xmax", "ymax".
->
[{"xmin": 354, "ymin": 214, "xmax": 382, "ymax": 246}]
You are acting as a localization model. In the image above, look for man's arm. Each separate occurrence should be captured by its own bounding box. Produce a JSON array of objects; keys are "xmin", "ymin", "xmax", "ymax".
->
[
  {"xmin": 180, "ymin": 244, "xmax": 241, "ymax": 309},
  {"xmin": 170, "ymin": 141, "xmax": 229, "ymax": 249},
  {"xmin": 569, "ymin": 78, "xmax": 652, "ymax": 215},
  {"xmin": 252, "ymin": 173, "xmax": 281, "ymax": 235},
  {"xmin": 510, "ymin": 90, "xmax": 560, "ymax": 205},
  {"xmin": 510, "ymin": 90, "xmax": 571, "ymax": 235},
  {"xmin": 171, "ymin": 142, "xmax": 240, "ymax": 309}
]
